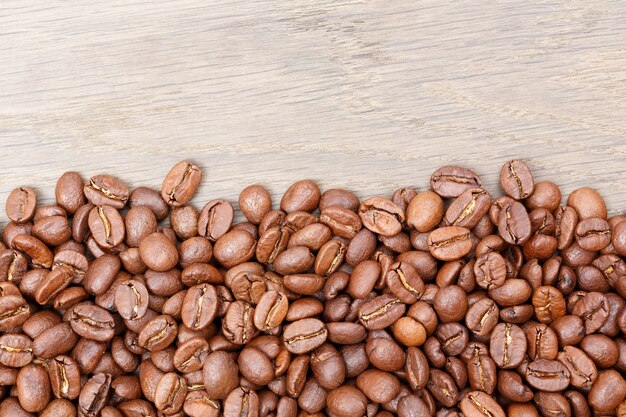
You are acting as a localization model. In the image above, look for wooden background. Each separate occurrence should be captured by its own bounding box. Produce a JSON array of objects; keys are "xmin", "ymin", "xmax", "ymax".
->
[{"xmin": 1, "ymin": 0, "xmax": 625, "ymax": 225}]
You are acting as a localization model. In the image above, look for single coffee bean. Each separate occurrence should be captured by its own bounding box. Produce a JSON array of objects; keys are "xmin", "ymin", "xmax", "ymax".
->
[
  {"xmin": 348, "ymin": 260, "xmax": 381, "ymax": 299},
  {"xmin": 356, "ymin": 369, "xmax": 400, "ymax": 404},
  {"xmin": 181, "ymin": 283, "xmax": 218, "ymax": 330},
  {"xmin": 197, "ymin": 199, "xmax": 234, "ymax": 242},
  {"xmin": 427, "ymin": 369, "xmax": 458, "ymax": 407},
  {"xmin": 434, "ymin": 285, "xmax": 468, "ymax": 323},
  {"xmin": 319, "ymin": 188, "xmax": 360, "ymax": 212},
  {"xmin": 326, "ymin": 385, "xmax": 367, "ymax": 417},
  {"xmin": 0, "ymin": 295, "xmax": 30, "ymax": 331},
  {"xmin": 17, "ymin": 363, "xmax": 50, "ymax": 413},
  {"xmin": 498, "ymin": 201, "xmax": 531, "ymax": 245},
  {"xmin": 238, "ymin": 184, "xmax": 272, "ymax": 225},
  {"xmin": 444, "ymin": 188, "xmax": 491, "ymax": 229},
  {"xmin": 12, "ymin": 234, "xmax": 53, "ymax": 269},
  {"xmin": 490, "ymin": 323, "xmax": 526, "ymax": 369},
  {"xmin": 588, "ymin": 369, "xmax": 626, "ymax": 413},
  {"xmin": 526, "ymin": 323, "xmax": 558, "ymax": 360},
  {"xmin": 222, "ymin": 300, "xmax": 256, "ymax": 345},
  {"xmin": 254, "ymin": 290, "xmax": 288, "ymax": 331},
  {"xmin": 465, "ymin": 297, "xmax": 499, "ymax": 337},
  {"xmin": 406, "ymin": 190, "xmax": 444, "ymax": 232},
  {"xmin": 310, "ymin": 343, "xmax": 345, "ymax": 389},
  {"xmin": 6, "ymin": 187, "xmax": 37, "ymax": 224},
  {"xmin": 138, "ymin": 315, "xmax": 178, "ymax": 352},
  {"xmin": 78, "ymin": 373, "xmax": 111, "ymax": 417},
  {"xmin": 575, "ymin": 217, "xmax": 611, "ymax": 251},
  {"xmin": 393, "ymin": 316, "xmax": 427, "ymax": 347},
  {"xmin": 280, "ymin": 180, "xmax": 321, "ymax": 214},
  {"xmin": 319, "ymin": 206, "xmax": 362, "ymax": 239},
  {"xmin": 0, "ymin": 334, "xmax": 32, "ymax": 368},
  {"xmin": 525, "ymin": 359, "xmax": 570, "ymax": 392},
  {"xmin": 283, "ymin": 318, "xmax": 327, "ymax": 354},
  {"xmin": 114, "ymin": 280, "xmax": 149, "ymax": 320},
  {"xmin": 500, "ymin": 160, "xmax": 534, "ymax": 200},
  {"xmin": 572, "ymin": 291, "xmax": 609, "ymax": 334},
  {"xmin": 358, "ymin": 197, "xmax": 405, "ymax": 237},
  {"xmin": 223, "ymin": 387, "xmax": 259, "ymax": 417},
  {"xmin": 49, "ymin": 355, "xmax": 81, "ymax": 400},
  {"xmin": 138, "ymin": 232, "xmax": 179, "ymax": 272},
  {"xmin": 160, "ymin": 160, "xmax": 201, "ymax": 207},
  {"xmin": 55, "ymin": 171, "xmax": 85, "ymax": 215},
  {"xmin": 567, "ymin": 187, "xmax": 607, "ymax": 220},
  {"xmin": 526, "ymin": 181, "xmax": 562, "ymax": 212},
  {"xmin": 556, "ymin": 345, "xmax": 597, "ymax": 389},
  {"xmin": 474, "ymin": 252, "xmax": 506, "ymax": 290},
  {"xmin": 288, "ymin": 222, "xmax": 331, "ymax": 251},
  {"xmin": 430, "ymin": 166, "xmax": 482, "ymax": 198},
  {"xmin": 314, "ymin": 239, "xmax": 346, "ymax": 277},
  {"xmin": 358, "ymin": 294, "xmax": 405, "ymax": 330},
  {"xmin": 460, "ymin": 391, "xmax": 505, "ymax": 417},
  {"xmin": 154, "ymin": 372, "xmax": 187, "ymax": 414},
  {"xmin": 213, "ymin": 230, "xmax": 257, "ymax": 269},
  {"xmin": 33, "ymin": 322, "xmax": 78, "ymax": 359},
  {"xmin": 84, "ymin": 174, "xmax": 129, "ymax": 209},
  {"xmin": 427, "ymin": 226, "xmax": 472, "ymax": 261},
  {"xmin": 497, "ymin": 370, "xmax": 533, "ymax": 403},
  {"xmin": 532, "ymin": 286, "xmax": 566, "ymax": 324},
  {"xmin": 69, "ymin": 304, "xmax": 115, "ymax": 342},
  {"xmin": 385, "ymin": 262, "xmax": 424, "ymax": 304},
  {"xmin": 88, "ymin": 205, "xmax": 125, "ymax": 249}
]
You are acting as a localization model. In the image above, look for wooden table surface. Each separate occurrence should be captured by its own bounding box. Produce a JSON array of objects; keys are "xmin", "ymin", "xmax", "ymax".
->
[{"xmin": 1, "ymin": 1, "xmax": 625, "ymax": 224}]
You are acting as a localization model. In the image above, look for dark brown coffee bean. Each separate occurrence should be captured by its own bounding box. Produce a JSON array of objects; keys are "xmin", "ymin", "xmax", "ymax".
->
[
  {"xmin": 567, "ymin": 187, "xmax": 607, "ymax": 220},
  {"xmin": 201, "ymin": 350, "xmax": 238, "ymax": 400},
  {"xmin": 445, "ymin": 188, "xmax": 491, "ymax": 229},
  {"xmin": 137, "ymin": 232, "xmax": 179, "ymax": 272},
  {"xmin": 310, "ymin": 343, "xmax": 345, "ymax": 389},
  {"xmin": 525, "ymin": 323, "xmax": 558, "ymax": 361},
  {"xmin": 138, "ymin": 315, "xmax": 177, "ymax": 352},
  {"xmin": 181, "ymin": 284, "xmax": 218, "ymax": 330},
  {"xmin": 34, "ymin": 266, "xmax": 73, "ymax": 305},
  {"xmin": 153, "ymin": 372, "xmax": 187, "ymax": 414},
  {"xmin": 213, "ymin": 230, "xmax": 257, "ymax": 268},
  {"xmin": 6, "ymin": 187, "xmax": 37, "ymax": 224},
  {"xmin": 358, "ymin": 197, "xmax": 405, "ymax": 237},
  {"xmin": 434, "ymin": 285, "xmax": 468, "ymax": 323},
  {"xmin": 498, "ymin": 201, "xmax": 531, "ymax": 245},
  {"xmin": 254, "ymin": 290, "xmax": 288, "ymax": 331},
  {"xmin": 69, "ymin": 304, "xmax": 115, "ymax": 342},
  {"xmin": 430, "ymin": 166, "xmax": 482, "ymax": 198},
  {"xmin": 525, "ymin": 359, "xmax": 570, "ymax": 392},
  {"xmin": 385, "ymin": 262, "xmax": 424, "ymax": 304},
  {"xmin": 17, "ymin": 363, "xmax": 50, "ymax": 412},
  {"xmin": 78, "ymin": 373, "xmax": 111, "ymax": 417},
  {"xmin": 88, "ymin": 205, "xmax": 125, "ymax": 249},
  {"xmin": 427, "ymin": 226, "xmax": 472, "ymax": 261},
  {"xmin": 588, "ymin": 369, "xmax": 626, "ymax": 413},
  {"xmin": 222, "ymin": 300, "xmax": 255, "ymax": 345},
  {"xmin": 160, "ymin": 160, "xmax": 201, "ymax": 207},
  {"xmin": 283, "ymin": 318, "xmax": 327, "ymax": 354},
  {"xmin": 0, "ymin": 334, "xmax": 32, "ymax": 368},
  {"xmin": 474, "ymin": 252, "xmax": 506, "ymax": 290},
  {"xmin": 0, "ymin": 295, "xmax": 30, "ymax": 331},
  {"xmin": 315, "ymin": 239, "xmax": 346, "ymax": 277},
  {"xmin": 556, "ymin": 345, "xmax": 597, "ymax": 390},
  {"xmin": 326, "ymin": 385, "xmax": 367, "ymax": 417},
  {"xmin": 320, "ymin": 206, "xmax": 362, "ymax": 239},
  {"xmin": 114, "ymin": 280, "xmax": 149, "ymax": 320},
  {"xmin": 348, "ymin": 260, "xmax": 380, "ymax": 299},
  {"xmin": 497, "ymin": 370, "xmax": 533, "ymax": 403},
  {"xmin": 55, "ymin": 171, "xmax": 85, "ymax": 215},
  {"xmin": 460, "ymin": 391, "xmax": 505, "ymax": 417},
  {"xmin": 572, "ymin": 291, "xmax": 609, "ymax": 334},
  {"xmin": 49, "ymin": 355, "xmax": 81, "ymax": 400},
  {"xmin": 32, "ymin": 215, "xmax": 71, "ymax": 247},
  {"xmin": 489, "ymin": 279, "xmax": 532, "ymax": 307},
  {"xmin": 12, "ymin": 234, "xmax": 53, "ymax": 268},
  {"xmin": 319, "ymin": 189, "xmax": 360, "ymax": 213},
  {"xmin": 284, "ymin": 273, "xmax": 325, "ymax": 295},
  {"xmin": 490, "ymin": 323, "xmax": 526, "ymax": 369},
  {"xmin": 33, "ymin": 322, "xmax": 78, "ymax": 359},
  {"xmin": 500, "ymin": 160, "xmax": 534, "ymax": 200},
  {"xmin": 358, "ymin": 294, "xmax": 405, "ymax": 330},
  {"xmin": 0, "ymin": 249, "xmax": 28, "ymax": 284},
  {"xmin": 465, "ymin": 297, "xmax": 499, "ymax": 337},
  {"xmin": 356, "ymin": 369, "xmax": 400, "ymax": 404},
  {"xmin": 575, "ymin": 217, "xmax": 611, "ymax": 251},
  {"xmin": 84, "ymin": 174, "xmax": 129, "ymax": 209},
  {"xmin": 532, "ymin": 286, "xmax": 566, "ymax": 324},
  {"xmin": 223, "ymin": 387, "xmax": 259, "ymax": 417},
  {"xmin": 427, "ymin": 369, "xmax": 458, "ymax": 407}
]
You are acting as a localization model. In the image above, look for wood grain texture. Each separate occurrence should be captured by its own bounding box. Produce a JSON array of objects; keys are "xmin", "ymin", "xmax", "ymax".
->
[{"xmin": 1, "ymin": 0, "xmax": 625, "ymax": 225}]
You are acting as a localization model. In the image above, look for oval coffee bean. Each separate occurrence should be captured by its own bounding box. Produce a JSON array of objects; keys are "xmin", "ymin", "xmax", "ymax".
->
[{"xmin": 160, "ymin": 160, "xmax": 201, "ymax": 206}]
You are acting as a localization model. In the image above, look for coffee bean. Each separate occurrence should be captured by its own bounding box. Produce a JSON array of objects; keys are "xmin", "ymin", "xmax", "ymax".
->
[
  {"xmin": 445, "ymin": 188, "xmax": 491, "ymax": 229},
  {"xmin": 356, "ymin": 369, "xmax": 400, "ymax": 403},
  {"xmin": 498, "ymin": 201, "xmax": 531, "ymax": 245},
  {"xmin": 525, "ymin": 359, "xmax": 570, "ymax": 392},
  {"xmin": 500, "ymin": 160, "xmax": 534, "ymax": 200},
  {"xmin": 385, "ymin": 262, "xmax": 424, "ymax": 304},
  {"xmin": 460, "ymin": 391, "xmax": 505, "ymax": 417},
  {"xmin": 406, "ymin": 190, "xmax": 444, "ymax": 232},
  {"xmin": 427, "ymin": 369, "xmax": 458, "ymax": 407},
  {"xmin": 0, "ymin": 334, "xmax": 32, "ymax": 368},
  {"xmin": 160, "ymin": 161, "xmax": 201, "ymax": 207},
  {"xmin": 326, "ymin": 385, "xmax": 367, "ymax": 417},
  {"xmin": 254, "ymin": 290, "xmax": 288, "ymax": 331},
  {"xmin": 17, "ymin": 363, "xmax": 50, "ymax": 412},
  {"xmin": 428, "ymin": 226, "xmax": 472, "ymax": 261},
  {"xmin": 588, "ymin": 369, "xmax": 626, "ymax": 412},
  {"xmin": 88, "ymin": 205, "xmax": 125, "ymax": 249},
  {"xmin": 69, "ymin": 304, "xmax": 115, "ymax": 342},
  {"xmin": 567, "ymin": 187, "xmax": 607, "ymax": 220},
  {"xmin": 55, "ymin": 172, "xmax": 86, "ymax": 215},
  {"xmin": 84, "ymin": 174, "xmax": 129, "ymax": 209},
  {"xmin": 532, "ymin": 286, "xmax": 566, "ymax": 324},
  {"xmin": 283, "ymin": 318, "xmax": 327, "ymax": 354},
  {"xmin": 138, "ymin": 315, "xmax": 177, "ymax": 351},
  {"xmin": 358, "ymin": 294, "xmax": 405, "ymax": 330},
  {"xmin": 49, "ymin": 355, "xmax": 81, "ymax": 400},
  {"xmin": 490, "ymin": 323, "xmax": 526, "ymax": 368},
  {"xmin": 222, "ymin": 300, "xmax": 255, "ymax": 345},
  {"xmin": 430, "ymin": 166, "xmax": 482, "ymax": 198},
  {"xmin": 319, "ymin": 206, "xmax": 362, "ymax": 239},
  {"xmin": 6, "ymin": 187, "xmax": 37, "ymax": 224},
  {"xmin": 78, "ymin": 373, "xmax": 111, "ymax": 417},
  {"xmin": 223, "ymin": 387, "xmax": 259, "ymax": 417},
  {"xmin": 358, "ymin": 197, "xmax": 405, "ymax": 237},
  {"xmin": 181, "ymin": 283, "xmax": 218, "ymax": 330}
]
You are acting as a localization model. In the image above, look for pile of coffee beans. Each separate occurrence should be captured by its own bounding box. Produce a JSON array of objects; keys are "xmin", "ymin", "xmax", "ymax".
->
[{"xmin": 1, "ymin": 160, "xmax": 625, "ymax": 417}]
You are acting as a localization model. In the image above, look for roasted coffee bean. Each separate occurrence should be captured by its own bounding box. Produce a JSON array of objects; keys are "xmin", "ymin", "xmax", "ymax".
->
[
  {"xmin": 319, "ymin": 206, "xmax": 362, "ymax": 239},
  {"xmin": 460, "ymin": 391, "xmax": 505, "ymax": 417},
  {"xmin": 500, "ymin": 160, "xmax": 534, "ymax": 200},
  {"xmin": 326, "ymin": 385, "xmax": 367, "ymax": 417},
  {"xmin": 181, "ymin": 283, "xmax": 218, "ymax": 330},
  {"xmin": 526, "ymin": 323, "xmax": 558, "ymax": 360},
  {"xmin": 444, "ymin": 188, "xmax": 491, "ymax": 229},
  {"xmin": 567, "ymin": 187, "xmax": 607, "ymax": 220},
  {"xmin": 358, "ymin": 197, "xmax": 405, "ymax": 237},
  {"xmin": 69, "ymin": 304, "xmax": 115, "ymax": 342},
  {"xmin": 49, "ymin": 355, "xmax": 81, "ymax": 400},
  {"xmin": 138, "ymin": 315, "xmax": 178, "ymax": 352},
  {"xmin": 33, "ymin": 322, "xmax": 78, "ymax": 359},
  {"xmin": 0, "ymin": 295, "xmax": 30, "ymax": 331},
  {"xmin": 283, "ymin": 318, "xmax": 327, "ymax": 354},
  {"xmin": 0, "ymin": 334, "xmax": 32, "ymax": 368},
  {"xmin": 466, "ymin": 297, "xmax": 499, "ymax": 336},
  {"xmin": 588, "ymin": 369, "xmax": 626, "ymax": 412},
  {"xmin": 356, "ymin": 369, "xmax": 400, "ymax": 404},
  {"xmin": 160, "ymin": 161, "xmax": 201, "ymax": 207},
  {"xmin": 88, "ymin": 205, "xmax": 125, "ymax": 249},
  {"xmin": 280, "ymin": 180, "xmax": 321, "ymax": 214},
  {"xmin": 79, "ymin": 373, "xmax": 111, "ymax": 417},
  {"xmin": 358, "ymin": 294, "xmax": 405, "ymax": 330},
  {"xmin": 12, "ymin": 234, "xmax": 53, "ymax": 268},
  {"xmin": 222, "ymin": 300, "xmax": 256, "ymax": 345},
  {"xmin": 428, "ymin": 226, "xmax": 472, "ymax": 261},
  {"xmin": 556, "ymin": 345, "xmax": 597, "ymax": 389},
  {"xmin": 532, "ymin": 285, "xmax": 566, "ymax": 324},
  {"xmin": 6, "ymin": 187, "xmax": 37, "ymax": 224},
  {"xmin": 498, "ymin": 201, "xmax": 531, "ymax": 245},
  {"xmin": 385, "ymin": 262, "xmax": 424, "ymax": 304},
  {"xmin": 525, "ymin": 359, "xmax": 570, "ymax": 392},
  {"xmin": 490, "ymin": 323, "xmax": 526, "ymax": 368},
  {"xmin": 55, "ymin": 171, "xmax": 86, "ymax": 215},
  {"xmin": 497, "ymin": 370, "xmax": 533, "ymax": 402},
  {"xmin": 427, "ymin": 369, "xmax": 458, "ymax": 407},
  {"xmin": 406, "ymin": 190, "xmax": 444, "ymax": 232},
  {"xmin": 84, "ymin": 174, "xmax": 129, "ymax": 209},
  {"xmin": 114, "ymin": 279, "xmax": 149, "ymax": 320},
  {"xmin": 17, "ymin": 363, "xmax": 50, "ymax": 412},
  {"xmin": 430, "ymin": 166, "xmax": 482, "ymax": 198},
  {"xmin": 474, "ymin": 252, "xmax": 506, "ymax": 290},
  {"xmin": 254, "ymin": 290, "xmax": 288, "ymax": 331}
]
